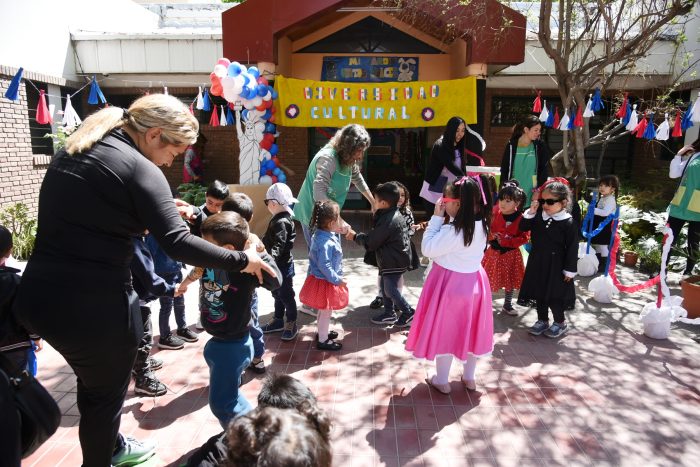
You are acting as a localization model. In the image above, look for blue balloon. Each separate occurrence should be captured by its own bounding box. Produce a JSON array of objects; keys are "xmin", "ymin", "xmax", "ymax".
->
[
  {"xmin": 264, "ymin": 159, "xmax": 274, "ymax": 170},
  {"xmin": 256, "ymin": 84, "xmax": 268, "ymax": 97},
  {"xmin": 247, "ymin": 87, "xmax": 258, "ymax": 100},
  {"xmin": 269, "ymin": 144, "xmax": 278, "ymax": 156},
  {"xmin": 265, "ymin": 123, "xmax": 276, "ymax": 133},
  {"xmin": 271, "ymin": 89, "xmax": 279, "ymax": 100},
  {"xmin": 278, "ymin": 173, "xmax": 287, "ymax": 183},
  {"xmin": 273, "ymin": 168, "xmax": 281, "ymax": 176},
  {"xmin": 248, "ymin": 66, "xmax": 260, "ymax": 79},
  {"xmin": 260, "ymin": 167, "xmax": 266, "ymax": 176},
  {"xmin": 242, "ymin": 74, "xmax": 250, "ymax": 86},
  {"xmin": 228, "ymin": 62, "xmax": 242, "ymax": 77},
  {"xmin": 262, "ymin": 109, "xmax": 272, "ymax": 121},
  {"xmin": 241, "ymin": 109, "xmax": 249, "ymax": 121}
]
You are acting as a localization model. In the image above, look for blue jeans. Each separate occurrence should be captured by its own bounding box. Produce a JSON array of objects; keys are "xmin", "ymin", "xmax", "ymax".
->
[
  {"xmin": 203, "ymin": 335, "xmax": 254, "ymax": 428},
  {"xmin": 273, "ymin": 266, "xmax": 297, "ymax": 322},
  {"xmin": 249, "ymin": 291, "xmax": 264, "ymax": 359},
  {"xmin": 382, "ymin": 273, "xmax": 411, "ymax": 314},
  {"xmin": 158, "ymin": 273, "xmax": 185, "ymax": 337}
]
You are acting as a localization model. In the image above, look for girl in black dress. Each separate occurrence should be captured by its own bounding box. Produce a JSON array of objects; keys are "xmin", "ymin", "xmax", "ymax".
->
[{"xmin": 518, "ymin": 180, "xmax": 578, "ymax": 338}]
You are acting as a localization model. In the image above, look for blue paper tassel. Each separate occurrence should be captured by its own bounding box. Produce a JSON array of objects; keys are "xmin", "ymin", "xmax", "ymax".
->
[
  {"xmin": 202, "ymin": 88, "xmax": 211, "ymax": 111},
  {"xmin": 682, "ymin": 102, "xmax": 694, "ymax": 130},
  {"xmin": 226, "ymin": 106, "xmax": 235, "ymax": 125},
  {"xmin": 621, "ymin": 102, "xmax": 632, "ymax": 126},
  {"xmin": 591, "ymin": 88, "xmax": 604, "ymax": 112},
  {"xmin": 545, "ymin": 105, "xmax": 554, "ymax": 128},
  {"xmin": 4, "ymin": 67, "xmax": 23, "ymax": 101},
  {"xmin": 567, "ymin": 108, "xmax": 575, "ymax": 130},
  {"xmin": 643, "ymin": 113, "xmax": 657, "ymax": 140},
  {"xmin": 88, "ymin": 76, "xmax": 106, "ymax": 105}
]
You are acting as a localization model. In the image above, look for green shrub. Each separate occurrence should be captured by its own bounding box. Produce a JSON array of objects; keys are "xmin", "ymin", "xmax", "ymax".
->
[
  {"xmin": 0, "ymin": 203, "xmax": 37, "ymax": 260},
  {"xmin": 177, "ymin": 183, "xmax": 207, "ymax": 206}
]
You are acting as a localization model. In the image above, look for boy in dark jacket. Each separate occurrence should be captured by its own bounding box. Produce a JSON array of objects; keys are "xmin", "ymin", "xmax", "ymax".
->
[
  {"xmin": 177, "ymin": 212, "xmax": 281, "ymax": 428},
  {"xmin": 347, "ymin": 182, "xmax": 415, "ymax": 327}
]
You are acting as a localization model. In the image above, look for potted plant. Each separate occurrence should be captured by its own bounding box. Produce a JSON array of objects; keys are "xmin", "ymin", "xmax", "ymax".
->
[
  {"xmin": 637, "ymin": 237, "xmax": 662, "ymax": 277},
  {"xmin": 619, "ymin": 235, "xmax": 639, "ymax": 267},
  {"xmin": 680, "ymin": 276, "xmax": 700, "ymax": 319}
]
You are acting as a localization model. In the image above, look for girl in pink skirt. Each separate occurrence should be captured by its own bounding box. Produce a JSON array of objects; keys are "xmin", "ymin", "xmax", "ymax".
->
[
  {"xmin": 406, "ymin": 177, "xmax": 494, "ymax": 394},
  {"xmin": 299, "ymin": 200, "xmax": 349, "ymax": 351}
]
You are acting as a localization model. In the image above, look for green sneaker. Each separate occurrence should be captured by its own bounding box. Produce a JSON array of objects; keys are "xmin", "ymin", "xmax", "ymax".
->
[{"xmin": 112, "ymin": 437, "xmax": 156, "ymax": 466}]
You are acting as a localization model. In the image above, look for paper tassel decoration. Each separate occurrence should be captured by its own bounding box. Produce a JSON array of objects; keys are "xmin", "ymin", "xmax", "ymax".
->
[
  {"xmin": 655, "ymin": 114, "xmax": 670, "ymax": 141},
  {"xmin": 220, "ymin": 106, "xmax": 228, "ymax": 126},
  {"xmin": 633, "ymin": 112, "xmax": 648, "ymax": 137},
  {"xmin": 566, "ymin": 108, "xmax": 575, "ymax": 130},
  {"xmin": 226, "ymin": 106, "xmax": 235, "ymax": 125},
  {"xmin": 209, "ymin": 105, "xmax": 219, "ymax": 126},
  {"xmin": 583, "ymin": 95, "xmax": 594, "ymax": 118},
  {"xmin": 35, "ymin": 90, "xmax": 52, "ymax": 124},
  {"xmin": 544, "ymin": 106, "xmax": 554, "ymax": 128},
  {"xmin": 552, "ymin": 107, "xmax": 560, "ymax": 129},
  {"xmin": 202, "ymin": 88, "xmax": 212, "ymax": 111},
  {"xmin": 574, "ymin": 105, "xmax": 584, "ymax": 127},
  {"xmin": 4, "ymin": 67, "xmax": 23, "ymax": 101},
  {"xmin": 692, "ymin": 97, "xmax": 700, "ymax": 123},
  {"xmin": 163, "ymin": 86, "xmax": 168, "ymax": 96},
  {"xmin": 532, "ymin": 91, "xmax": 542, "ymax": 113},
  {"xmin": 622, "ymin": 102, "xmax": 633, "ymax": 127},
  {"xmin": 189, "ymin": 101, "xmax": 194, "ymax": 115},
  {"xmin": 625, "ymin": 104, "xmax": 639, "ymax": 132},
  {"xmin": 538, "ymin": 100, "xmax": 549, "ymax": 122},
  {"xmin": 681, "ymin": 104, "xmax": 694, "ymax": 130},
  {"xmin": 591, "ymin": 88, "xmax": 604, "ymax": 112},
  {"xmin": 196, "ymin": 87, "xmax": 204, "ymax": 110},
  {"xmin": 615, "ymin": 93, "xmax": 628, "ymax": 119},
  {"xmin": 672, "ymin": 110, "xmax": 683, "ymax": 138},
  {"xmin": 558, "ymin": 109, "xmax": 570, "ymax": 130},
  {"xmin": 643, "ymin": 113, "xmax": 657, "ymax": 140},
  {"xmin": 62, "ymin": 94, "xmax": 81, "ymax": 128},
  {"xmin": 88, "ymin": 76, "xmax": 107, "ymax": 105}
]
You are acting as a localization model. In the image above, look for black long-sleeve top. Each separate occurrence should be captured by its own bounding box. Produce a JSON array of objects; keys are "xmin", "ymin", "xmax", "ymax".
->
[
  {"xmin": 262, "ymin": 212, "xmax": 296, "ymax": 270},
  {"xmin": 25, "ymin": 129, "xmax": 248, "ymax": 285}
]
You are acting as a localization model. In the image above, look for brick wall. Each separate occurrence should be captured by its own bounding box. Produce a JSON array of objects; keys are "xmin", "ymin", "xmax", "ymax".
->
[{"xmin": 0, "ymin": 74, "xmax": 50, "ymax": 218}]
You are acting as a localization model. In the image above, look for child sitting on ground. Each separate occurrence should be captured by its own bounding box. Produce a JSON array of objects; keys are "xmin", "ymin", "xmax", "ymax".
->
[
  {"xmin": 260, "ymin": 183, "xmax": 300, "ymax": 341},
  {"xmin": 347, "ymin": 182, "xmax": 415, "ymax": 328},
  {"xmin": 177, "ymin": 212, "xmax": 281, "ymax": 428}
]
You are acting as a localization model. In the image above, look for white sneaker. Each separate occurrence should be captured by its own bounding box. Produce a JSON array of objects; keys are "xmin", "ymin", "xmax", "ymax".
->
[
  {"xmin": 195, "ymin": 317, "xmax": 204, "ymax": 330},
  {"xmin": 300, "ymin": 304, "xmax": 318, "ymax": 318}
]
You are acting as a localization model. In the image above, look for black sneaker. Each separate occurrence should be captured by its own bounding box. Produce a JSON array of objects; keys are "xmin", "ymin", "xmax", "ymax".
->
[
  {"xmin": 369, "ymin": 296, "xmax": 384, "ymax": 309},
  {"xmin": 371, "ymin": 310, "xmax": 398, "ymax": 325},
  {"xmin": 158, "ymin": 333, "xmax": 185, "ymax": 350},
  {"xmin": 395, "ymin": 309, "xmax": 415, "ymax": 328},
  {"xmin": 134, "ymin": 374, "xmax": 167, "ymax": 397},
  {"xmin": 147, "ymin": 357, "xmax": 163, "ymax": 371},
  {"xmin": 176, "ymin": 327, "xmax": 199, "ymax": 343}
]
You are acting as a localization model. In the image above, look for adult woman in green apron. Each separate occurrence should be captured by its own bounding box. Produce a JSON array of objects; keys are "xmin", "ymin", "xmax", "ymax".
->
[
  {"xmin": 668, "ymin": 138, "xmax": 700, "ymax": 276},
  {"xmin": 500, "ymin": 115, "xmax": 551, "ymax": 205},
  {"xmin": 294, "ymin": 124, "xmax": 376, "ymax": 247}
]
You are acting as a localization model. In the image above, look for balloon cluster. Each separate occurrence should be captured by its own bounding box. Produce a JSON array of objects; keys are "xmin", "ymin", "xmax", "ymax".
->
[{"xmin": 210, "ymin": 58, "xmax": 285, "ymax": 184}]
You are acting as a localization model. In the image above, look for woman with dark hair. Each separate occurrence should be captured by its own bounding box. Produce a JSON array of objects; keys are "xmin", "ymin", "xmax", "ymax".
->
[
  {"xmin": 419, "ymin": 116, "xmax": 484, "ymax": 214},
  {"xmin": 668, "ymin": 137, "xmax": 700, "ymax": 276},
  {"xmin": 500, "ymin": 114, "xmax": 551, "ymax": 205}
]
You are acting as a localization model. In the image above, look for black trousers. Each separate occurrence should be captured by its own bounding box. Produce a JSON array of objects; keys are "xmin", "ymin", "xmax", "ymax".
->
[
  {"xmin": 668, "ymin": 215, "xmax": 700, "ymax": 274},
  {"xmin": 19, "ymin": 275, "xmax": 142, "ymax": 467},
  {"xmin": 536, "ymin": 299, "xmax": 565, "ymax": 323},
  {"xmin": 133, "ymin": 305, "xmax": 153, "ymax": 378}
]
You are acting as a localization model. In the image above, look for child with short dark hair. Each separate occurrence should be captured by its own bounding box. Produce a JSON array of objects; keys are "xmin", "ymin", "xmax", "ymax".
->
[
  {"xmin": 179, "ymin": 212, "xmax": 281, "ymax": 428},
  {"xmin": 348, "ymin": 182, "xmax": 415, "ymax": 327},
  {"xmin": 591, "ymin": 175, "xmax": 620, "ymax": 273},
  {"xmin": 260, "ymin": 183, "xmax": 299, "ymax": 341},
  {"xmin": 189, "ymin": 180, "xmax": 230, "ymax": 237}
]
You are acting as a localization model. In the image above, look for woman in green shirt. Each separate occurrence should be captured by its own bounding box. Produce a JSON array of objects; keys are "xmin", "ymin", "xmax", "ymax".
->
[{"xmin": 668, "ymin": 138, "xmax": 700, "ymax": 275}]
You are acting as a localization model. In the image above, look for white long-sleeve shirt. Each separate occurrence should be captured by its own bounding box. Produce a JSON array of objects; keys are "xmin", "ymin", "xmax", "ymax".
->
[
  {"xmin": 421, "ymin": 215, "xmax": 487, "ymax": 273},
  {"xmin": 669, "ymin": 153, "xmax": 700, "ymax": 179},
  {"xmin": 594, "ymin": 194, "xmax": 617, "ymax": 216}
]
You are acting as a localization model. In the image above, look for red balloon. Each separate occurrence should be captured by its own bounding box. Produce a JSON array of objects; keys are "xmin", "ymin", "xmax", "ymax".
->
[
  {"xmin": 270, "ymin": 105, "xmax": 277, "ymax": 114},
  {"xmin": 268, "ymin": 114, "xmax": 276, "ymax": 123},
  {"xmin": 264, "ymin": 99, "xmax": 274, "ymax": 109},
  {"xmin": 260, "ymin": 139, "xmax": 273, "ymax": 150},
  {"xmin": 272, "ymin": 156, "xmax": 279, "ymax": 165},
  {"xmin": 255, "ymin": 103, "xmax": 267, "ymax": 111},
  {"xmin": 271, "ymin": 175, "xmax": 278, "ymax": 183},
  {"xmin": 263, "ymin": 133, "xmax": 275, "ymax": 143},
  {"xmin": 257, "ymin": 77, "xmax": 269, "ymax": 86},
  {"xmin": 210, "ymin": 72, "xmax": 223, "ymax": 96},
  {"xmin": 266, "ymin": 169, "xmax": 273, "ymax": 176}
]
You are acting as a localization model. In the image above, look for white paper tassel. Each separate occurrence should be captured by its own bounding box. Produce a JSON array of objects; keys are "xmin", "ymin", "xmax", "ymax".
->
[
  {"xmin": 583, "ymin": 94, "xmax": 594, "ymax": 117},
  {"xmin": 558, "ymin": 110, "xmax": 570, "ymax": 130},
  {"xmin": 196, "ymin": 86, "xmax": 204, "ymax": 110},
  {"xmin": 625, "ymin": 104, "xmax": 638, "ymax": 132},
  {"xmin": 163, "ymin": 86, "xmax": 168, "ymax": 96},
  {"xmin": 577, "ymin": 253, "xmax": 599, "ymax": 277},
  {"xmin": 62, "ymin": 94, "xmax": 82, "ymax": 128},
  {"xmin": 538, "ymin": 100, "xmax": 549, "ymax": 122},
  {"xmin": 656, "ymin": 114, "xmax": 670, "ymax": 141},
  {"xmin": 692, "ymin": 94, "xmax": 700, "ymax": 123},
  {"xmin": 219, "ymin": 106, "xmax": 227, "ymax": 126},
  {"xmin": 589, "ymin": 275, "xmax": 618, "ymax": 303}
]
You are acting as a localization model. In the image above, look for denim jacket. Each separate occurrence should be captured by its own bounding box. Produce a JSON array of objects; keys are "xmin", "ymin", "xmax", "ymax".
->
[
  {"xmin": 308, "ymin": 230, "xmax": 343, "ymax": 285},
  {"xmin": 145, "ymin": 233, "xmax": 183, "ymax": 275}
]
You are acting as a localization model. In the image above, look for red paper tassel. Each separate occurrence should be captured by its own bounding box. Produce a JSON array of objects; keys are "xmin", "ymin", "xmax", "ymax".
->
[
  {"xmin": 209, "ymin": 105, "xmax": 219, "ymax": 126},
  {"xmin": 553, "ymin": 107, "xmax": 560, "ymax": 128},
  {"xmin": 532, "ymin": 91, "xmax": 542, "ymax": 113},
  {"xmin": 672, "ymin": 110, "xmax": 683, "ymax": 137},
  {"xmin": 36, "ymin": 89, "xmax": 52, "ymax": 125},
  {"xmin": 634, "ymin": 112, "xmax": 648, "ymax": 138},
  {"xmin": 189, "ymin": 102, "xmax": 194, "ymax": 115},
  {"xmin": 615, "ymin": 93, "xmax": 628, "ymax": 119},
  {"xmin": 574, "ymin": 106, "xmax": 584, "ymax": 127}
]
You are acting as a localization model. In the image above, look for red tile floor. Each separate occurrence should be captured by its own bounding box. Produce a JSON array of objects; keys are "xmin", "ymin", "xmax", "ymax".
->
[{"xmin": 18, "ymin": 237, "xmax": 700, "ymax": 467}]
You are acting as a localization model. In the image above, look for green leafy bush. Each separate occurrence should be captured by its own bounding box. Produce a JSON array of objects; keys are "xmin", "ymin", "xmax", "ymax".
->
[
  {"xmin": 177, "ymin": 183, "xmax": 207, "ymax": 207},
  {"xmin": 0, "ymin": 203, "xmax": 37, "ymax": 260}
]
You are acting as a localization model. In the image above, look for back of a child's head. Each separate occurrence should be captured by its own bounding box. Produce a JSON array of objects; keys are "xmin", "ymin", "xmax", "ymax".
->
[
  {"xmin": 374, "ymin": 182, "xmax": 400, "ymax": 207},
  {"xmin": 498, "ymin": 179, "xmax": 526, "ymax": 212},
  {"xmin": 201, "ymin": 211, "xmax": 249, "ymax": 250},
  {"xmin": 445, "ymin": 176, "xmax": 492, "ymax": 245},
  {"xmin": 309, "ymin": 200, "xmax": 339, "ymax": 231},
  {"xmin": 222, "ymin": 193, "xmax": 254, "ymax": 222},
  {"xmin": 0, "ymin": 225, "xmax": 12, "ymax": 259},
  {"xmin": 225, "ymin": 407, "xmax": 332, "ymax": 467},
  {"xmin": 206, "ymin": 180, "xmax": 230, "ymax": 200},
  {"xmin": 598, "ymin": 175, "xmax": 620, "ymax": 194},
  {"xmin": 258, "ymin": 374, "xmax": 318, "ymax": 410},
  {"xmin": 542, "ymin": 181, "xmax": 572, "ymax": 211}
]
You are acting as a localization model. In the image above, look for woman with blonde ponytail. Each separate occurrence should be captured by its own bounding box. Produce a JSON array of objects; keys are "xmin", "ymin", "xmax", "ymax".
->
[{"xmin": 17, "ymin": 94, "xmax": 276, "ymax": 467}]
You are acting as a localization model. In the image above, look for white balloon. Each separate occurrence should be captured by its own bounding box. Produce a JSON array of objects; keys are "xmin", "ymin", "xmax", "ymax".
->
[
  {"xmin": 252, "ymin": 96, "xmax": 263, "ymax": 107},
  {"xmin": 262, "ymin": 91, "xmax": 272, "ymax": 101},
  {"xmin": 214, "ymin": 64, "xmax": 227, "ymax": 79},
  {"xmin": 259, "ymin": 175, "xmax": 273, "ymax": 184},
  {"xmin": 233, "ymin": 75, "xmax": 245, "ymax": 88},
  {"xmin": 221, "ymin": 77, "xmax": 239, "ymax": 103}
]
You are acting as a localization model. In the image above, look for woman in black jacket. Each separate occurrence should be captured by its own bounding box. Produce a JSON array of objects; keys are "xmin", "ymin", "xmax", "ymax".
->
[
  {"xmin": 419, "ymin": 116, "xmax": 484, "ymax": 214},
  {"xmin": 16, "ymin": 94, "xmax": 274, "ymax": 467}
]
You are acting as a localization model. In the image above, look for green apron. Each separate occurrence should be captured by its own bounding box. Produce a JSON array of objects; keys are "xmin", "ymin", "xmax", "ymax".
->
[
  {"xmin": 669, "ymin": 154, "xmax": 700, "ymax": 222},
  {"xmin": 293, "ymin": 145, "xmax": 353, "ymax": 226},
  {"xmin": 513, "ymin": 144, "xmax": 537, "ymax": 205}
]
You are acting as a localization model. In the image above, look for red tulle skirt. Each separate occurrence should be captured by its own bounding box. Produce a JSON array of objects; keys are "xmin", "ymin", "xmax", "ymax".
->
[
  {"xmin": 481, "ymin": 247, "xmax": 524, "ymax": 292},
  {"xmin": 299, "ymin": 274, "xmax": 349, "ymax": 311}
]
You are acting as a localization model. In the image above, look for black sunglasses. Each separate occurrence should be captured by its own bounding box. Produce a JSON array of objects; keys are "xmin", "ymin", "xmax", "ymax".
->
[
  {"xmin": 537, "ymin": 198, "xmax": 563, "ymax": 205},
  {"xmin": 263, "ymin": 199, "xmax": 280, "ymax": 206}
]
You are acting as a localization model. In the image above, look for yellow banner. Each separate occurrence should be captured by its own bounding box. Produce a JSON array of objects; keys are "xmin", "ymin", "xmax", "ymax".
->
[{"xmin": 273, "ymin": 75, "xmax": 476, "ymax": 128}]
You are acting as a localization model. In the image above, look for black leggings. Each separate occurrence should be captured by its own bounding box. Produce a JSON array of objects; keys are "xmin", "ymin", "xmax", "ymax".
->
[
  {"xmin": 537, "ymin": 299, "xmax": 565, "ymax": 324},
  {"xmin": 668, "ymin": 215, "xmax": 700, "ymax": 274}
]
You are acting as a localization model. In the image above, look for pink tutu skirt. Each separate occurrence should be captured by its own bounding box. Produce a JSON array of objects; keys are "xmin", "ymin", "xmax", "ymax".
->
[
  {"xmin": 299, "ymin": 275, "xmax": 349, "ymax": 311},
  {"xmin": 406, "ymin": 263, "xmax": 494, "ymax": 360}
]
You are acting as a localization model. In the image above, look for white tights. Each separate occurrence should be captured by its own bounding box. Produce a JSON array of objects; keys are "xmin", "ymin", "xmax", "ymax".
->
[
  {"xmin": 433, "ymin": 354, "xmax": 479, "ymax": 385},
  {"xmin": 317, "ymin": 309, "xmax": 332, "ymax": 342}
]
